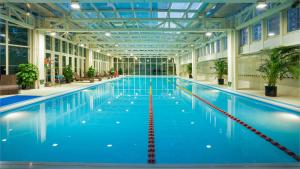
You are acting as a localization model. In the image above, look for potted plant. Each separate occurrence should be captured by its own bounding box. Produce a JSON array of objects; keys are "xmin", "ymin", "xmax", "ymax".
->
[
  {"xmin": 16, "ymin": 64, "xmax": 39, "ymax": 89},
  {"xmin": 63, "ymin": 66, "xmax": 73, "ymax": 83},
  {"xmin": 258, "ymin": 46, "xmax": 300, "ymax": 97},
  {"xmin": 87, "ymin": 66, "xmax": 95, "ymax": 83},
  {"xmin": 118, "ymin": 67, "xmax": 123, "ymax": 75},
  {"xmin": 110, "ymin": 67, "xmax": 115, "ymax": 76},
  {"xmin": 187, "ymin": 63, "xmax": 192, "ymax": 78},
  {"xmin": 213, "ymin": 59, "xmax": 227, "ymax": 85}
]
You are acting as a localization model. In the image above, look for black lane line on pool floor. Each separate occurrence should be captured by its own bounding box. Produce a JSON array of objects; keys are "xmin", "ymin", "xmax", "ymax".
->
[
  {"xmin": 148, "ymin": 81, "xmax": 155, "ymax": 164},
  {"xmin": 176, "ymin": 84, "xmax": 300, "ymax": 162}
]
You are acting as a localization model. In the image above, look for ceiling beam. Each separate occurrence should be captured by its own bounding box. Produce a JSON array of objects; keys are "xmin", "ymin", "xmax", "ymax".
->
[{"xmin": 2, "ymin": 0, "xmax": 284, "ymax": 3}]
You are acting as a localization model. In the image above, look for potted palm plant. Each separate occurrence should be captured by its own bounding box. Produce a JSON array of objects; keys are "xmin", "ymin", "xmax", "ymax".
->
[
  {"xmin": 87, "ymin": 66, "xmax": 95, "ymax": 83},
  {"xmin": 16, "ymin": 64, "xmax": 39, "ymax": 89},
  {"xmin": 213, "ymin": 59, "xmax": 227, "ymax": 85},
  {"xmin": 187, "ymin": 63, "xmax": 192, "ymax": 78},
  {"xmin": 258, "ymin": 46, "xmax": 300, "ymax": 97},
  {"xmin": 118, "ymin": 67, "xmax": 123, "ymax": 75},
  {"xmin": 63, "ymin": 66, "xmax": 73, "ymax": 83}
]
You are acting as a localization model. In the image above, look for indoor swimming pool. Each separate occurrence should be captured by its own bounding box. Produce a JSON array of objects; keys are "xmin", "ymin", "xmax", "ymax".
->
[{"xmin": 0, "ymin": 77, "xmax": 299, "ymax": 164}]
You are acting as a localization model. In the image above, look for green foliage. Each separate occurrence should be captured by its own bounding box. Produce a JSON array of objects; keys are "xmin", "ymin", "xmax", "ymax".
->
[
  {"xmin": 63, "ymin": 66, "xmax": 73, "ymax": 83},
  {"xmin": 186, "ymin": 63, "xmax": 192, "ymax": 74},
  {"xmin": 118, "ymin": 67, "xmax": 123, "ymax": 75},
  {"xmin": 258, "ymin": 46, "xmax": 300, "ymax": 87},
  {"xmin": 87, "ymin": 66, "xmax": 95, "ymax": 78},
  {"xmin": 110, "ymin": 67, "xmax": 115, "ymax": 75},
  {"xmin": 213, "ymin": 59, "xmax": 227, "ymax": 79},
  {"xmin": 16, "ymin": 64, "xmax": 39, "ymax": 89}
]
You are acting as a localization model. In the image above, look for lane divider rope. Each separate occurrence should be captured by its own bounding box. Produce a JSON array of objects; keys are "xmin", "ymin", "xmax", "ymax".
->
[
  {"xmin": 148, "ymin": 81, "xmax": 156, "ymax": 164},
  {"xmin": 176, "ymin": 83, "xmax": 300, "ymax": 162}
]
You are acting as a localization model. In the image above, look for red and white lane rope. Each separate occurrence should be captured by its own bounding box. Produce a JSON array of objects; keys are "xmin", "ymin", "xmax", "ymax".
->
[
  {"xmin": 176, "ymin": 84, "xmax": 300, "ymax": 162},
  {"xmin": 148, "ymin": 81, "xmax": 155, "ymax": 164}
]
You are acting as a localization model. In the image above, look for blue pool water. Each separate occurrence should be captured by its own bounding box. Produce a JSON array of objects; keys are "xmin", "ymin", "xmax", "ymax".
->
[
  {"xmin": 0, "ymin": 95, "xmax": 40, "ymax": 107},
  {"xmin": 0, "ymin": 77, "xmax": 299, "ymax": 164}
]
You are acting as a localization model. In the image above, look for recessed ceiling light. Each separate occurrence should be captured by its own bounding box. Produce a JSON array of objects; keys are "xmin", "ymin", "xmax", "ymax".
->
[
  {"xmin": 256, "ymin": 1, "xmax": 267, "ymax": 9},
  {"xmin": 205, "ymin": 32, "xmax": 212, "ymax": 37},
  {"xmin": 71, "ymin": 2, "xmax": 80, "ymax": 9},
  {"xmin": 105, "ymin": 32, "xmax": 111, "ymax": 37}
]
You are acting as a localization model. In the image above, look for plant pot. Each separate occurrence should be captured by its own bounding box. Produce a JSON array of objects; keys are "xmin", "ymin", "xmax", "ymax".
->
[
  {"xmin": 265, "ymin": 86, "xmax": 277, "ymax": 97},
  {"xmin": 218, "ymin": 79, "xmax": 224, "ymax": 85},
  {"xmin": 189, "ymin": 74, "xmax": 193, "ymax": 79},
  {"xmin": 90, "ymin": 79, "xmax": 94, "ymax": 83}
]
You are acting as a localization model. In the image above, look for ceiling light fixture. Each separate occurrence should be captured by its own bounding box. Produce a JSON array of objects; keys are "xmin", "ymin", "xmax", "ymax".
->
[
  {"xmin": 105, "ymin": 32, "xmax": 111, "ymax": 37},
  {"xmin": 26, "ymin": 12, "xmax": 30, "ymax": 16},
  {"xmin": 205, "ymin": 32, "xmax": 212, "ymax": 37},
  {"xmin": 71, "ymin": 1, "xmax": 80, "ymax": 9},
  {"xmin": 256, "ymin": 0, "xmax": 267, "ymax": 9},
  {"xmin": 115, "ymin": 44, "xmax": 119, "ymax": 47}
]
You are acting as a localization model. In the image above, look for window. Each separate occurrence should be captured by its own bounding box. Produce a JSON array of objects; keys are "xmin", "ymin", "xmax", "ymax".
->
[
  {"xmin": 0, "ymin": 23, "xmax": 5, "ymax": 43},
  {"xmin": 74, "ymin": 45, "xmax": 78, "ymax": 56},
  {"xmin": 9, "ymin": 46, "xmax": 28, "ymax": 74},
  {"xmin": 240, "ymin": 28, "xmax": 248, "ymax": 46},
  {"xmin": 62, "ymin": 56, "xmax": 66, "ymax": 68},
  {"xmin": 267, "ymin": 14, "xmax": 280, "ymax": 37},
  {"xmin": 54, "ymin": 54, "xmax": 59, "ymax": 75},
  {"xmin": 211, "ymin": 43, "xmax": 215, "ymax": 53},
  {"xmin": 55, "ymin": 39, "xmax": 60, "ymax": 52},
  {"xmin": 62, "ymin": 41, "xmax": 67, "ymax": 53},
  {"xmin": 8, "ymin": 26, "xmax": 28, "ymax": 46},
  {"xmin": 252, "ymin": 22, "xmax": 262, "ymax": 41},
  {"xmin": 216, "ymin": 40, "xmax": 220, "ymax": 53},
  {"xmin": 69, "ymin": 43, "xmax": 73, "ymax": 54},
  {"xmin": 223, "ymin": 37, "xmax": 227, "ymax": 50},
  {"xmin": 287, "ymin": 7, "xmax": 300, "ymax": 32},
  {"xmin": 69, "ymin": 57, "xmax": 72, "ymax": 67},
  {"xmin": 45, "ymin": 35, "xmax": 51, "ymax": 50},
  {"xmin": 0, "ymin": 45, "xmax": 5, "ymax": 74}
]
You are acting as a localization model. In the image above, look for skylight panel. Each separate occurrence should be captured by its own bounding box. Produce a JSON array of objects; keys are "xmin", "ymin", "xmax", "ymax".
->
[
  {"xmin": 188, "ymin": 12, "xmax": 195, "ymax": 18},
  {"xmin": 134, "ymin": 3, "xmax": 149, "ymax": 9},
  {"xmin": 170, "ymin": 12, "xmax": 184, "ymax": 18},
  {"xmin": 114, "ymin": 3, "xmax": 131, "ymax": 9},
  {"xmin": 120, "ymin": 12, "xmax": 134, "ymax": 18},
  {"xmin": 102, "ymin": 12, "xmax": 115, "ymax": 18},
  {"xmin": 136, "ymin": 12, "xmax": 150, "ymax": 18},
  {"xmin": 93, "ymin": 3, "xmax": 112, "ymax": 10},
  {"xmin": 157, "ymin": 3, "xmax": 169, "ymax": 10},
  {"xmin": 190, "ymin": 3, "xmax": 202, "ymax": 10},
  {"xmin": 158, "ymin": 12, "xmax": 167, "ymax": 18},
  {"xmin": 170, "ymin": 3, "xmax": 189, "ymax": 10}
]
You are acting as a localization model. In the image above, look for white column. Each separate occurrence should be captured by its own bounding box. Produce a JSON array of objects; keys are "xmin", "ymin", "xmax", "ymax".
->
[
  {"xmin": 32, "ymin": 30, "xmax": 45, "ymax": 88},
  {"xmin": 88, "ymin": 49, "xmax": 93, "ymax": 69},
  {"xmin": 192, "ymin": 49, "xmax": 196, "ymax": 79},
  {"xmin": 227, "ymin": 30, "xmax": 239, "ymax": 90},
  {"xmin": 175, "ymin": 57, "xmax": 180, "ymax": 76}
]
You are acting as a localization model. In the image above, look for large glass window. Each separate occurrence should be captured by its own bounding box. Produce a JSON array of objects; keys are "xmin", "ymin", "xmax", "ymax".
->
[
  {"xmin": 62, "ymin": 41, "xmax": 67, "ymax": 53},
  {"xmin": 8, "ymin": 25, "xmax": 28, "ymax": 46},
  {"xmin": 211, "ymin": 43, "xmax": 215, "ymax": 53},
  {"xmin": 252, "ymin": 22, "xmax": 262, "ymax": 41},
  {"xmin": 223, "ymin": 37, "xmax": 227, "ymax": 50},
  {"xmin": 287, "ymin": 7, "xmax": 300, "ymax": 32},
  {"xmin": 55, "ymin": 39, "xmax": 60, "ymax": 52},
  {"xmin": 267, "ymin": 14, "xmax": 280, "ymax": 37},
  {"xmin": 45, "ymin": 35, "xmax": 51, "ymax": 50},
  {"xmin": 54, "ymin": 54, "xmax": 59, "ymax": 75},
  {"xmin": 45, "ymin": 53, "xmax": 51, "ymax": 82},
  {"xmin": 240, "ymin": 28, "xmax": 248, "ymax": 46},
  {"xmin": 69, "ymin": 43, "xmax": 73, "ymax": 54},
  {"xmin": 9, "ymin": 46, "xmax": 28, "ymax": 74},
  {"xmin": 0, "ymin": 22, "xmax": 5, "ymax": 43},
  {"xmin": 0, "ymin": 45, "xmax": 5, "ymax": 74},
  {"xmin": 216, "ymin": 40, "xmax": 220, "ymax": 53}
]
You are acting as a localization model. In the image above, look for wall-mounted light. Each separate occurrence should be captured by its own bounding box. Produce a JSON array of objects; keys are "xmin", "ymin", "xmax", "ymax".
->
[
  {"xmin": 205, "ymin": 32, "xmax": 212, "ymax": 37},
  {"xmin": 26, "ymin": 12, "xmax": 30, "ymax": 16},
  {"xmin": 50, "ymin": 32, "xmax": 56, "ymax": 36},
  {"xmin": 256, "ymin": 0, "xmax": 267, "ymax": 9},
  {"xmin": 71, "ymin": 1, "xmax": 80, "ymax": 10}
]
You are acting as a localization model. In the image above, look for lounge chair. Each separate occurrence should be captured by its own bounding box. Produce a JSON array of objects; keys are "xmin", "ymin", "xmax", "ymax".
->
[
  {"xmin": 0, "ymin": 75, "xmax": 19, "ymax": 95},
  {"xmin": 95, "ymin": 73, "xmax": 102, "ymax": 81},
  {"xmin": 74, "ymin": 73, "xmax": 89, "ymax": 81}
]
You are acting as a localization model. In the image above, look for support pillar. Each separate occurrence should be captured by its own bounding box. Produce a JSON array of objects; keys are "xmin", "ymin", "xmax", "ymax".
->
[
  {"xmin": 175, "ymin": 56, "xmax": 180, "ymax": 76},
  {"xmin": 191, "ymin": 49, "xmax": 196, "ymax": 79},
  {"xmin": 32, "ymin": 30, "xmax": 45, "ymax": 88},
  {"xmin": 227, "ymin": 30, "xmax": 239, "ymax": 90},
  {"xmin": 87, "ymin": 48, "xmax": 93, "ymax": 69}
]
